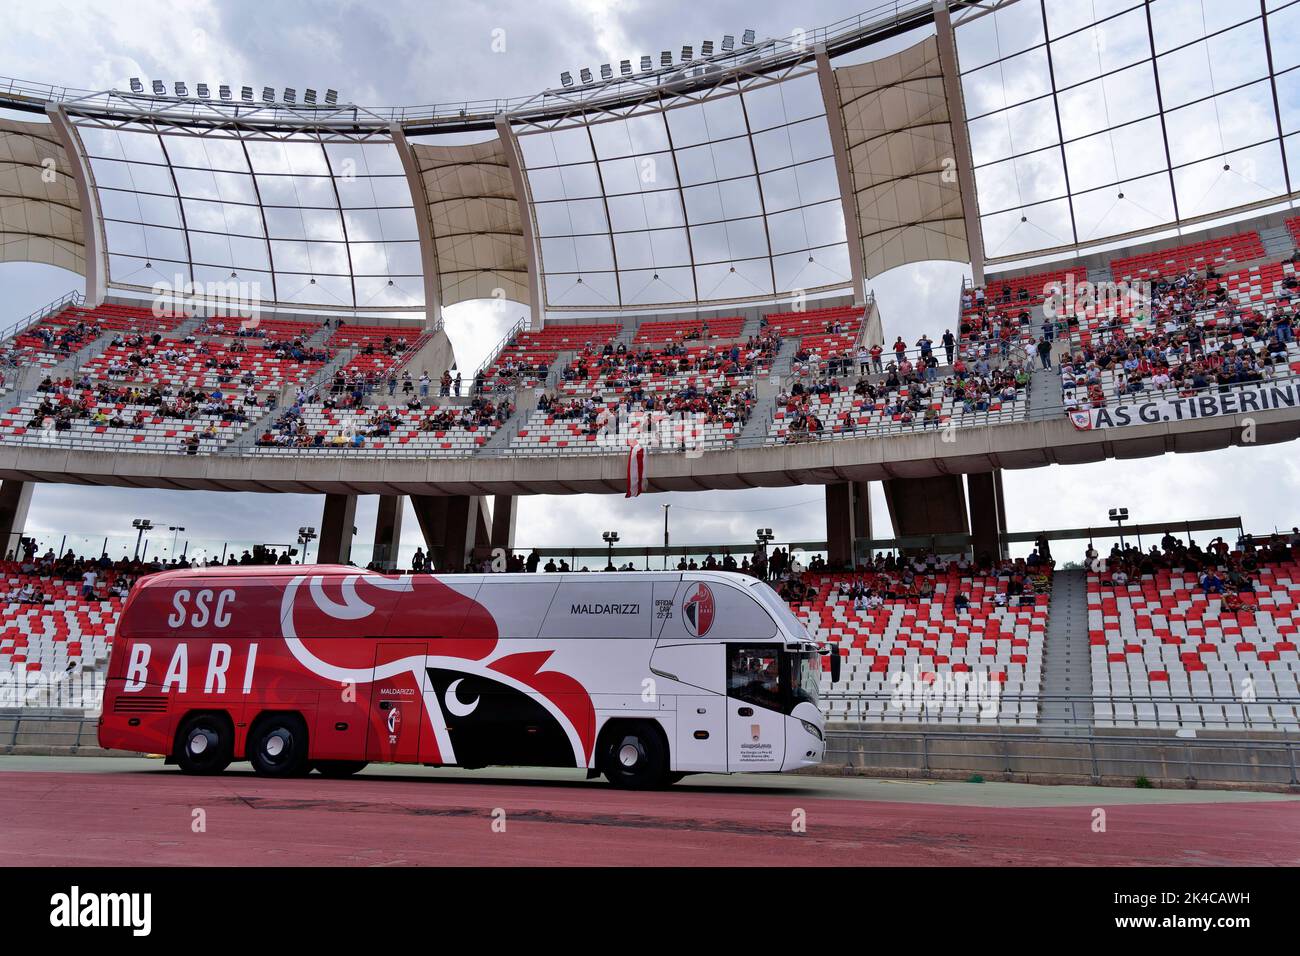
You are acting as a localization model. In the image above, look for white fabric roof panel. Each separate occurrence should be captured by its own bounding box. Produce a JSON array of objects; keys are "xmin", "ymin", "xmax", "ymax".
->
[
  {"xmin": 412, "ymin": 138, "xmax": 530, "ymax": 307},
  {"xmin": 0, "ymin": 117, "xmax": 85, "ymax": 275},
  {"xmin": 835, "ymin": 36, "xmax": 968, "ymax": 278}
]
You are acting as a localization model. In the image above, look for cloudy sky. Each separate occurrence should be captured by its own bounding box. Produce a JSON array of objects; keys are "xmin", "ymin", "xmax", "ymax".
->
[{"xmin": 1, "ymin": 0, "xmax": 1297, "ymax": 566}]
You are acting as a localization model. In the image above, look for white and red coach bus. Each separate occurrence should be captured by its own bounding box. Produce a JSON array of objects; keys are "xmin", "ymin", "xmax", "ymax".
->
[{"xmin": 98, "ymin": 566, "xmax": 833, "ymax": 788}]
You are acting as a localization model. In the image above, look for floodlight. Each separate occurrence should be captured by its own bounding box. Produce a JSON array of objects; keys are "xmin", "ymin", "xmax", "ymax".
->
[
  {"xmin": 174, "ymin": 82, "xmax": 187, "ymax": 96},
  {"xmin": 640, "ymin": 55, "xmax": 652, "ymax": 71},
  {"xmin": 600, "ymin": 64, "xmax": 612, "ymax": 80},
  {"xmin": 560, "ymin": 71, "xmax": 573, "ymax": 87},
  {"xmin": 701, "ymin": 40, "xmax": 714, "ymax": 56},
  {"xmin": 681, "ymin": 45, "xmax": 693, "ymax": 61},
  {"xmin": 283, "ymin": 88, "xmax": 296, "ymax": 104},
  {"xmin": 620, "ymin": 59, "xmax": 632, "ymax": 76},
  {"xmin": 219, "ymin": 84, "xmax": 232, "ymax": 100},
  {"xmin": 579, "ymin": 68, "xmax": 592, "ymax": 84},
  {"xmin": 152, "ymin": 80, "xmax": 166, "ymax": 95},
  {"xmin": 324, "ymin": 89, "xmax": 338, "ymax": 105},
  {"xmin": 304, "ymin": 88, "xmax": 317, "ymax": 104},
  {"xmin": 742, "ymin": 28, "xmax": 756, "ymax": 45},
  {"xmin": 241, "ymin": 86, "xmax": 254, "ymax": 102},
  {"xmin": 661, "ymin": 51, "xmax": 673, "ymax": 67},
  {"xmin": 722, "ymin": 35, "xmax": 735, "ymax": 51},
  {"xmin": 129, "ymin": 78, "xmax": 143, "ymax": 93}
]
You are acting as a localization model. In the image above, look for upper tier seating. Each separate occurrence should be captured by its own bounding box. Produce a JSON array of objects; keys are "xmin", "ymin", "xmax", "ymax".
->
[
  {"xmin": 794, "ymin": 567, "xmax": 1052, "ymax": 724},
  {"xmin": 1109, "ymin": 231, "xmax": 1266, "ymax": 282},
  {"xmin": 0, "ymin": 385, "xmax": 254, "ymax": 454},
  {"xmin": 254, "ymin": 396, "xmax": 510, "ymax": 456},
  {"xmin": 1089, "ymin": 553, "xmax": 1300, "ymax": 732},
  {"xmin": 632, "ymin": 315, "xmax": 745, "ymax": 344},
  {"xmin": 483, "ymin": 323, "xmax": 621, "ymax": 389},
  {"xmin": 1, "ymin": 303, "xmax": 183, "ymax": 370}
]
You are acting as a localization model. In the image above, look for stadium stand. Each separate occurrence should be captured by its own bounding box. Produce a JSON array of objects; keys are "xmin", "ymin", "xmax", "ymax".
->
[
  {"xmin": 1089, "ymin": 536, "xmax": 1300, "ymax": 731},
  {"xmin": 1109, "ymin": 231, "xmax": 1266, "ymax": 282},
  {"xmin": 255, "ymin": 395, "xmax": 512, "ymax": 455},
  {"xmin": 792, "ymin": 561, "xmax": 1053, "ymax": 724},
  {"xmin": 632, "ymin": 315, "xmax": 745, "ymax": 344}
]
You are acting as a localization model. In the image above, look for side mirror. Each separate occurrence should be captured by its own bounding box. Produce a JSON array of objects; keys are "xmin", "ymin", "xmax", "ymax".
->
[{"xmin": 829, "ymin": 648, "xmax": 841, "ymax": 683}]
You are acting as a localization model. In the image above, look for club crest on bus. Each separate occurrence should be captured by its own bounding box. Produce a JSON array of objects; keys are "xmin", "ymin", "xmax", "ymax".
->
[{"xmin": 682, "ymin": 583, "xmax": 715, "ymax": 637}]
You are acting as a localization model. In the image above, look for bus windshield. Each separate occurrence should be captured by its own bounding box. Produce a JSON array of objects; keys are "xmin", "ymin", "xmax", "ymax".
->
[{"xmin": 787, "ymin": 651, "xmax": 820, "ymax": 708}]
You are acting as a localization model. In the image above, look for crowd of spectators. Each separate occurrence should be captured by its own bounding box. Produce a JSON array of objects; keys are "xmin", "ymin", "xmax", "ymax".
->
[
  {"xmin": 1089, "ymin": 530, "xmax": 1300, "ymax": 610},
  {"xmin": 28, "ymin": 379, "xmax": 255, "ymax": 435},
  {"xmin": 1058, "ymin": 268, "xmax": 1297, "ymax": 409}
]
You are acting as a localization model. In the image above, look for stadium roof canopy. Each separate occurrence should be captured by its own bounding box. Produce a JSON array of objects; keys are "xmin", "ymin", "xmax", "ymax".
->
[{"xmin": 2, "ymin": 0, "xmax": 1300, "ymax": 316}]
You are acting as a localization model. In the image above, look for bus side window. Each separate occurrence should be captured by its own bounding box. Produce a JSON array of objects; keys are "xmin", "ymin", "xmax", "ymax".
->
[{"xmin": 726, "ymin": 646, "xmax": 782, "ymax": 711}]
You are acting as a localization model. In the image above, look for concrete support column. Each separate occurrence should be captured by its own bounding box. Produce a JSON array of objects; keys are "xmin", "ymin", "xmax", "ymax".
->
[
  {"xmin": 882, "ymin": 474, "xmax": 970, "ymax": 554},
  {"xmin": 372, "ymin": 494, "xmax": 404, "ymax": 570},
  {"xmin": 317, "ymin": 493, "xmax": 357, "ymax": 565},
  {"xmin": 490, "ymin": 495, "xmax": 516, "ymax": 553},
  {"xmin": 0, "ymin": 480, "xmax": 34, "ymax": 558},
  {"xmin": 825, "ymin": 480, "xmax": 871, "ymax": 569},
  {"xmin": 411, "ymin": 494, "xmax": 484, "ymax": 571},
  {"xmin": 967, "ymin": 470, "xmax": 1005, "ymax": 563}
]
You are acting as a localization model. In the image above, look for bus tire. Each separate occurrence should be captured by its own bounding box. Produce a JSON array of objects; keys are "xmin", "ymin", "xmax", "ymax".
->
[
  {"xmin": 247, "ymin": 713, "xmax": 311, "ymax": 778},
  {"xmin": 600, "ymin": 721, "xmax": 669, "ymax": 790},
  {"xmin": 174, "ymin": 713, "xmax": 233, "ymax": 775},
  {"xmin": 316, "ymin": 760, "xmax": 368, "ymax": 778}
]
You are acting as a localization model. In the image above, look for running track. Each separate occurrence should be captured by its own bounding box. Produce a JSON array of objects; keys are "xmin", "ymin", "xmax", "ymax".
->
[{"xmin": 2, "ymin": 761, "xmax": 1297, "ymax": 866}]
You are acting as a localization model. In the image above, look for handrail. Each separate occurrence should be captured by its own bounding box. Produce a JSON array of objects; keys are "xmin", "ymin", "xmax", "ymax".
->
[
  {"xmin": 474, "ymin": 318, "xmax": 527, "ymax": 381},
  {"xmin": 0, "ymin": 289, "xmax": 84, "ymax": 345}
]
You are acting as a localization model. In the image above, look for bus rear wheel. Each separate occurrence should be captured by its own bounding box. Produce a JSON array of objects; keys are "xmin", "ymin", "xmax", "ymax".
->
[
  {"xmin": 600, "ymin": 722, "xmax": 670, "ymax": 790},
  {"xmin": 315, "ymin": 760, "xmax": 368, "ymax": 778},
  {"xmin": 175, "ymin": 714, "xmax": 232, "ymax": 775},
  {"xmin": 248, "ymin": 714, "xmax": 311, "ymax": 778}
]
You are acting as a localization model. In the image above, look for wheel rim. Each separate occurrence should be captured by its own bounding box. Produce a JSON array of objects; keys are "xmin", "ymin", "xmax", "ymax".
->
[
  {"xmin": 188, "ymin": 729, "xmax": 213, "ymax": 756},
  {"xmin": 618, "ymin": 739, "xmax": 642, "ymax": 768},
  {"xmin": 264, "ymin": 730, "xmax": 289, "ymax": 760}
]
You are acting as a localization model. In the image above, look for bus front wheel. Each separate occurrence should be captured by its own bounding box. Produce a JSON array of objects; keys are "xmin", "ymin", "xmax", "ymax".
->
[
  {"xmin": 600, "ymin": 722, "xmax": 670, "ymax": 790},
  {"xmin": 316, "ymin": 760, "xmax": 368, "ymax": 778},
  {"xmin": 248, "ymin": 714, "xmax": 311, "ymax": 778},
  {"xmin": 175, "ymin": 713, "xmax": 233, "ymax": 775}
]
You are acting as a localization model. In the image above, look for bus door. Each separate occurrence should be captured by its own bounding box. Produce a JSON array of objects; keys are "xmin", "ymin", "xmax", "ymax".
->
[
  {"xmin": 366, "ymin": 643, "xmax": 427, "ymax": 764},
  {"xmin": 726, "ymin": 645, "xmax": 786, "ymax": 772}
]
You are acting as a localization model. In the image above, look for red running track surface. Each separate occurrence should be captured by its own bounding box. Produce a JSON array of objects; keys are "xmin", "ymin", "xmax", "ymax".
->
[{"xmin": 2, "ymin": 769, "xmax": 1297, "ymax": 867}]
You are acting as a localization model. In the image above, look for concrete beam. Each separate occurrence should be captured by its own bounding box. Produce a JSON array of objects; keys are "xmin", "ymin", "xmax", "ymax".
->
[
  {"xmin": 0, "ymin": 480, "xmax": 33, "ymax": 558},
  {"xmin": 411, "ymin": 494, "xmax": 483, "ymax": 571},
  {"xmin": 883, "ymin": 474, "xmax": 969, "ymax": 549},
  {"xmin": 967, "ymin": 470, "xmax": 1004, "ymax": 562},
  {"xmin": 490, "ymin": 494, "xmax": 516, "ymax": 552},
  {"xmin": 825, "ymin": 481, "xmax": 871, "ymax": 569},
  {"xmin": 318, "ymin": 493, "xmax": 357, "ymax": 564},
  {"xmin": 371, "ymin": 494, "xmax": 404, "ymax": 570}
]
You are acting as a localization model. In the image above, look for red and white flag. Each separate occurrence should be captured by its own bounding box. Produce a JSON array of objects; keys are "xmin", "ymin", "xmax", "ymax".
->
[
  {"xmin": 1068, "ymin": 409, "xmax": 1093, "ymax": 431},
  {"xmin": 626, "ymin": 442, "xmax": 647, "ymax": 498}
]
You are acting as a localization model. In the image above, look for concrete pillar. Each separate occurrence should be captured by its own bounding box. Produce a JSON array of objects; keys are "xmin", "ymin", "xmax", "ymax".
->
[
  {"xmin": 967, "ymin": 470, "xmax": 1006, "ymax": 563},
  {"xmin": 372, "ymin": 494, "xmax": 404, "ymax": 571},
  {"xmin": 490, "ymin": 495, "xmax": 516, "ymax": 553},
  {"xmin": 882, "ymin": 475, "xmax": 970, "ymax": 554},
  {"xmin": 411, "ymin": 494, "xmax": 484, "ymax": 571},
  {"xmin": 825, "ymin": 481, "xmax": 871, "ymax": 569},
  {"xmin": 317, "ymin": 493, "xmax": 357, "ymax": 564},
  {"xmin": 0, "ymin": 480, "xmax": 33, "ymax": 558}
]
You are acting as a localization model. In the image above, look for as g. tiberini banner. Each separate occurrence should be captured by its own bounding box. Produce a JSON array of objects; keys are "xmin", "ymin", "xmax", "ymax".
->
[{"xmin": 1068, "ymin": 380, "xmax": 1300, "ymax": 430}]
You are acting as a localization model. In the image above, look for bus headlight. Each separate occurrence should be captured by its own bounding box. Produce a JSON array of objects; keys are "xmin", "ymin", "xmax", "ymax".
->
[{"xmin": 800, "ymin": 718, "xmax": 823, "ymax": 741}]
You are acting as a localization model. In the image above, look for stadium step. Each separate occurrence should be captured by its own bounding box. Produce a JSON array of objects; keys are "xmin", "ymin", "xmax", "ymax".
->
[
  {"xmin": 1040, "ymin": 568, "xmax": 1092, "ymax": 730},
  {"xmin": 1259, "ymin": 224, "xmax": 1295, "ymax": 260}
]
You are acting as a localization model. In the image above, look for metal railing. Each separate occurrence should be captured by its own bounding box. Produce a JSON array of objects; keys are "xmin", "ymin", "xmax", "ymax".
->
[
  {"xmin": 0, "ymin": 2, "xmax": 933, "ymax": 129},
  {"xmin": 822, "ymin": 727, "xmax": 1300, "ymax": 786},
  {"xmin": 0, "ymin": 289, "xmax": 84, "ymax": 345},
  {"xmin": 820, "ymin": 691, "xmax": 1300, "ymax": 734}
]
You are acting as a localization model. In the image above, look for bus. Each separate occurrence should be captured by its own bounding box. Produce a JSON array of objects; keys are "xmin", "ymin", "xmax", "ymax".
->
[{"xmin": 98, "ymin": 566, "xmax": 836, "ymax": 788}]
